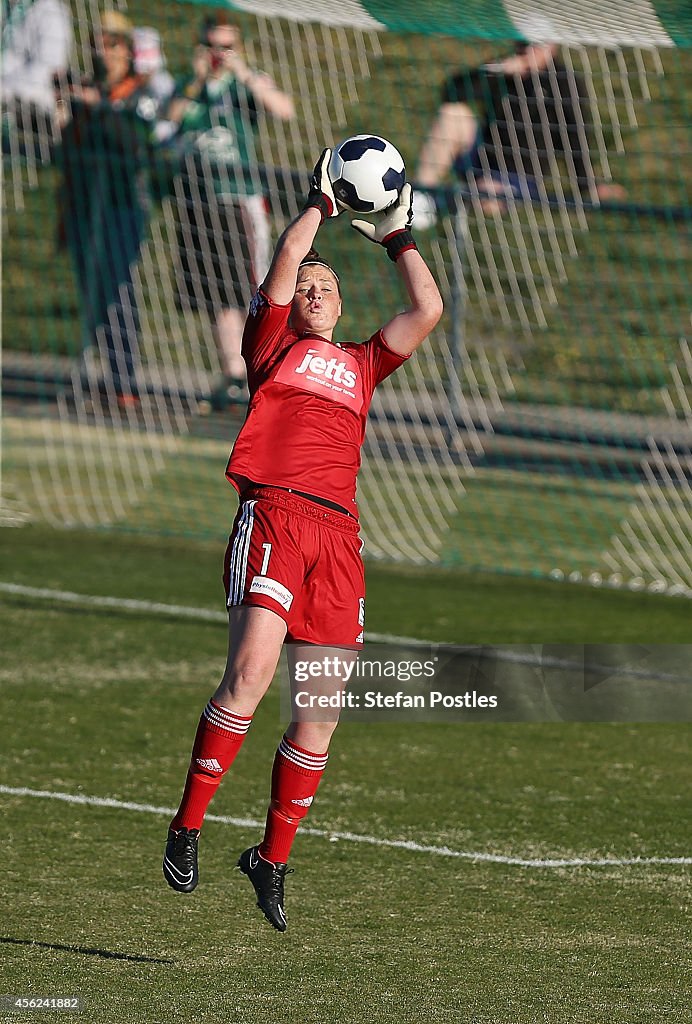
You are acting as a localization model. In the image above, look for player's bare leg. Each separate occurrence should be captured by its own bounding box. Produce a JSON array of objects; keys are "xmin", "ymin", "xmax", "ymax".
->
[
  {"xmin": 238, "ymin": 645, "xmax": 354, "ymax": 931},
  {"xmin": 163, "ymin": 607, "xmax": 286, "ymax": 893},
  {"xmin": 214, "ymin": 605, "xmax": 288, "ymax": 711}
]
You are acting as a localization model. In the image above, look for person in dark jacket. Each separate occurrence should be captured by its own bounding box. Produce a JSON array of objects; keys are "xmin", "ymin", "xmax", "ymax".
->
[
  {"xmin": 56, "ymin": 11, "xmax": 163, "ymax": 405},
  {"xmin": 413, "ymin": 38, "xmax": 626, "ymax": 224}
]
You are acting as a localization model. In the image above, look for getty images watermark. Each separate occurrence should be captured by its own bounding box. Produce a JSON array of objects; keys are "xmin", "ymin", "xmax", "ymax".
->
[
  {"xmin": 279, "ymin": 644, "xmax": 692, "ymax": 722},
  {"xmin": 291, "ymin": 652, "xmax": 497, "ymax": 712}
]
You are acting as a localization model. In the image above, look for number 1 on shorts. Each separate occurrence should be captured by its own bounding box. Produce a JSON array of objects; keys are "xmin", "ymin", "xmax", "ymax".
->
[{"xmin": 260, "ymin": 542, "xmax": 272, "ymax": 575}]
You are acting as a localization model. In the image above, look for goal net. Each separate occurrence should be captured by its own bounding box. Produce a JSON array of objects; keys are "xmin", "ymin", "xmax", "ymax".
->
[{"xmin": 2, "ymin": 0, "xmax": 690, "ymax": 597}]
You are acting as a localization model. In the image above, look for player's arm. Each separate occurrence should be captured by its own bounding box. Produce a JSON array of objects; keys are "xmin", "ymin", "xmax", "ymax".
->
[
  {"xmin": 237, "ymin": 69, "xmax": 295, "ymax": 122},
  {"xmin": 261, "ymin": 208, "xmax": 322, "ymax": 306},
  {"xmin": 381, "ymin": 246, "xmax": 444, "ymax": 356},
  {"xmin": 262, "ymin": 149, "xmax": 341, "ymax": 305},
  {"xmin": 352, "ymin": 184, "xmax": 444, "ymax": 356}
]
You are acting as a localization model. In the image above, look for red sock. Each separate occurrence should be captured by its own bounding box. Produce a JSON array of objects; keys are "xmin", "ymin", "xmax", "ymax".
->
[
  {"xmin": 170, "ymin": 701, "xmax": 252, "ymax": 831},
  {"xmin": 259, "ymin": 735, "xmax": 328, "ymax": 864}
]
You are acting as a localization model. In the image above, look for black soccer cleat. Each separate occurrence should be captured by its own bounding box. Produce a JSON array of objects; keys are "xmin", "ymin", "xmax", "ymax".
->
[
  {"xmin": 237, "ymin": 846, "xmax": 294, "ymax": 932},
  {"xmin": 163, "ymin": 827, "xmax": 200, "ymax": 893}
]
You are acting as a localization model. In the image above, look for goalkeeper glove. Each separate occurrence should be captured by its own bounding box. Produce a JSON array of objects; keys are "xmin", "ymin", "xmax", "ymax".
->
[
  {"xmin": 351, "ymin": 183, "xmax": 417, "ymax": 262},
  {"xmin": 303, "ymin": 148, "xmax": 341, "ymax": 222}
]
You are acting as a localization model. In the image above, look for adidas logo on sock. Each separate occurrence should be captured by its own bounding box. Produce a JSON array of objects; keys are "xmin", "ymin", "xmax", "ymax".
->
[
  {"xmin": 291, "ymin": 796, "xmax": 314, "ymax": 807},
  {"xmin": 196, "ymin": 757, "xmax": 223, "ymax": 773}
]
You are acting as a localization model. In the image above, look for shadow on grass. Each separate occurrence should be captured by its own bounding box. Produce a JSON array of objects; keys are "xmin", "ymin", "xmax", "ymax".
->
[{"xmin": 1, "ymin": 935, "xmax": 174, "ymax": 964}]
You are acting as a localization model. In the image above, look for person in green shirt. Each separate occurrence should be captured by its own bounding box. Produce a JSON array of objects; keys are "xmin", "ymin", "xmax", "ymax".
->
[{"xmin": 167, "ymin": 13, "xmax": 295, "ymax": 408}]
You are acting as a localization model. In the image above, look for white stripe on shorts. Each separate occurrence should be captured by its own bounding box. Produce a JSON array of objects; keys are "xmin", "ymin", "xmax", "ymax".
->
[{"xmin": 227, "ymin": 500, "xmax": 256, "ymax": 608}]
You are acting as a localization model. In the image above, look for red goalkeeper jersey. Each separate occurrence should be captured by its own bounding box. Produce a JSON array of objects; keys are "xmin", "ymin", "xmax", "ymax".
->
[{"xmin": 225, "ymin": 287, "xmax": 409, "ymax": 516}]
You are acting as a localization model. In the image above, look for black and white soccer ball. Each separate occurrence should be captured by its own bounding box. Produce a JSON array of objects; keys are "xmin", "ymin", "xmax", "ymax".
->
[{"xmin": 329, "ymin": 135, "xmax": 406, "ymax": 214}]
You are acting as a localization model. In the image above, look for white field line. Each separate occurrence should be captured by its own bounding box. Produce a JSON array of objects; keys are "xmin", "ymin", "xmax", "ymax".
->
[
  {"xmin": 0, "ymin": 581, "xmax": 425, "ymax": 644},
  {"xmin": 1, "ymin": 583, "xmax": 690, "ymax": 683},
  {"xmin": 1, "ymin": 785, "xmax": 690, "ymax": 869},
  {"xmin": 0, "ymin": 582, "xmax": 230, "ymax": 624}
]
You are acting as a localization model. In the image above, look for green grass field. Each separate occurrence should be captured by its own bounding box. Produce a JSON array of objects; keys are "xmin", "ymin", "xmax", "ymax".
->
[
  {"xmin": 5, "ymin": 410, "xmax": 689, "ymax": 589},
  {"xmin": 1, "ymin": 525, "xmax": 690, "ymax": 1024},
  {"xmin": 2, "ymin": 9, "xmax": 691, "ymax": 1016}
]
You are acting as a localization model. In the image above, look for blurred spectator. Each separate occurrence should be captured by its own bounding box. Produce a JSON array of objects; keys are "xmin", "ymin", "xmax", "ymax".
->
[
  {"xmin": 55, "ymin": 11, "xmax": 166, "ymax": 405},
  {"xmin": 166, "ymin": 13, "xmax": 295, "ymax": 409},
  {"xmin": 1, "ymin": 0, "xmax": 73, "ymax": 147},
  {"xmin": 133, "ymin": 26, "xmax": 175, "ymax": 114},
  {"xmin": 414, "ymin": 34, "xmax": 627, "ymax": 225}
]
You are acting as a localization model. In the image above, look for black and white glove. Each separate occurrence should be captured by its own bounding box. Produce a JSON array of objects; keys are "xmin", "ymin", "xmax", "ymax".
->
[
  {"xmin": 351, "ymin": 183, "xmax": 417, "ymax": 262},
  {"xmin": 303, "ymin": 148, "xmax": 341, "ymax": 222}
]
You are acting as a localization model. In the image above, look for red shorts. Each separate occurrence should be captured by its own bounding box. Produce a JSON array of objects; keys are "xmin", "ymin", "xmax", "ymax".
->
[{"xmin": 223, "ymin": 487, "xmax": 365, "ymax": 647}]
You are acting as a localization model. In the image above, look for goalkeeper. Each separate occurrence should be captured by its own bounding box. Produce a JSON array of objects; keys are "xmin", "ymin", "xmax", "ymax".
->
[{"xmin": 162, "ymin": 149, "xmax": 443, "ymax": 931}]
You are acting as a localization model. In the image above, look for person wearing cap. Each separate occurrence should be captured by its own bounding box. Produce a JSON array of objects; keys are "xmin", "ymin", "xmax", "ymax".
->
[
  {"xmin": 413, "ymin": 32, "xmax": 627, "ymax": 224},
  {"xmin": 165, "ymin": 13, "xmax": 295, "ymax": 410},
  {"xmin": 162, "ymin": 151, "xmax": 443, "ymax": 932},
  {"xmin": 55, "ymin": 11, "xmax": 168, "ymax": 405}
]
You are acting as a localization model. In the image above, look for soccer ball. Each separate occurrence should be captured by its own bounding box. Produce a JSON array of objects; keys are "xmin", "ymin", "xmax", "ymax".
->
[{"xmin": 329, "ymin": 135, "xmax": 406, "ymax": 214}]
